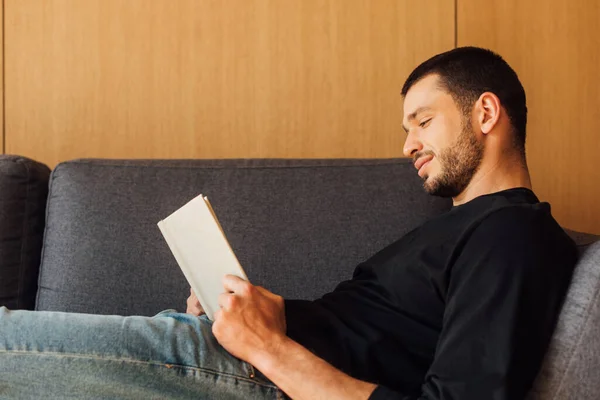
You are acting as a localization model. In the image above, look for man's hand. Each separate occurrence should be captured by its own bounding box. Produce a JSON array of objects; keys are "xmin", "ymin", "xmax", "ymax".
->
[
  {"xmin": 212, "ymin": 275, "xmax": 377, "ymax": 399},
  {"xmin": 186, "ymin": 288, "xmax": 205, "ymax": 316},
  {"xmin": 212, "ymin": 275, "xmax": 287, "ymax": 365}
]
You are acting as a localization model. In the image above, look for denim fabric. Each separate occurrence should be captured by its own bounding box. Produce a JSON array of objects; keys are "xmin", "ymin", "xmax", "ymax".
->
[{"xmin": 0, "ymin": 307, "xmax": 286, "ymax": 399}]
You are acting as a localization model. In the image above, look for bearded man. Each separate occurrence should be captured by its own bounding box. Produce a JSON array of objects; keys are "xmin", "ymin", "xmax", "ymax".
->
[{"xmin": 0, "ymin": 47, "xmax": 577, "ymax": 400}]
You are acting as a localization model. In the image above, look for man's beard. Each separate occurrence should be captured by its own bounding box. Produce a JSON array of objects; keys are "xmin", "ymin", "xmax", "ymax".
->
[{"xmin": 420, "ymin": 121, "xmax": 484, "ymax": 198}]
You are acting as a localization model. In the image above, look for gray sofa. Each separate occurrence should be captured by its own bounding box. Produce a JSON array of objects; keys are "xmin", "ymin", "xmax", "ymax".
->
[{"xmin": 1, "ymin": 154, "xmax": 599, "ymax": 399}]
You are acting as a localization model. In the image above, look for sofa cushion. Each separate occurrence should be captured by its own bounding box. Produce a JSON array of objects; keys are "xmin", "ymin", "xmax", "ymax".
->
[
  {"xmin": 0, "ymin": 155, "xmax": 50, "ymax": 310},
  {"xmin": 529, "ymin": 233, "xmax": 600, "ymax": 400},
  {"xmin": 36, "ymin": 158, "xmax": 451, "ymax": 316}
]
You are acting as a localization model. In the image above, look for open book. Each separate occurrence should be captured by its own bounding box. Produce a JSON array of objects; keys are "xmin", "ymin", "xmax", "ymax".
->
[{"xmin": 157, "ymin": 195, "xmax": 248, "ymax": 320}]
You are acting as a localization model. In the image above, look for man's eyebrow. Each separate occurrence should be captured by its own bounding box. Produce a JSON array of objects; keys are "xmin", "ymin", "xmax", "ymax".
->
[{"xmin": 402, "ymin": 106, "xmax": 433, "ymax": 133}]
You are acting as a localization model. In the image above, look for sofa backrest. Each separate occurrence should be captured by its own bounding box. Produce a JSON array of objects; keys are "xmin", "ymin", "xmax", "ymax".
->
[
  {"xmin": 0, "ymin": 155, "xmax": 50, "ymax": 310},
  {"xmin": 529, "ymin": 233, "xmax": 600, "ymax": 400},
  {"xmin": 36, "ymin": 158, "xmax": 451, "ymax": 315}
]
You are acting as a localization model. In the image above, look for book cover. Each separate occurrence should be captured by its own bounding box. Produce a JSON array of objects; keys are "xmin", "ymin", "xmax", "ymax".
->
[{"xmin": 157, "ymin": 194, "xmax": 248, "ymax": 320}]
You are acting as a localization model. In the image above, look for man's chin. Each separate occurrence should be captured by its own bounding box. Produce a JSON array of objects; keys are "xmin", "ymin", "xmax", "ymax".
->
[
  {"xmin": 421, "ymin": 174, "xmax": 435, "ymax": 193},
  {"xmin": 423, "ymin": 177, "xmax": 458, "ymax": 198},
  {"xmin": 422, "ymin": 177, "xmax": 437, "ymax": 195}
]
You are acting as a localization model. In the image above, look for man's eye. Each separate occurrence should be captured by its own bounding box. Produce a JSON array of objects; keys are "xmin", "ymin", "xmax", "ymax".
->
[{"xmin": 419, "ymin": 119, "xmax": 432, "ymax": 128}]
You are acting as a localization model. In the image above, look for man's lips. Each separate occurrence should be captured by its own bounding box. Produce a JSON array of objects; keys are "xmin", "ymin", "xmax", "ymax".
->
[{"xmin": 414, "ymin": 155, "xmax": 434, "ymax": 172}]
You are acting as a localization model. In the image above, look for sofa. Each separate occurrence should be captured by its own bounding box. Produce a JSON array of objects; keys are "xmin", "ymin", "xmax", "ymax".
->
[{"xmin": 1, "ymin": 154, "xmax": 599, "ymax": 399}]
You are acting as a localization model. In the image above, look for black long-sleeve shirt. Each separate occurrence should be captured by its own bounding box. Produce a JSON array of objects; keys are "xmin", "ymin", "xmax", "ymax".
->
[{"xmin": 284, "ymin": 188, "xmax": 577, "ymax": 400}]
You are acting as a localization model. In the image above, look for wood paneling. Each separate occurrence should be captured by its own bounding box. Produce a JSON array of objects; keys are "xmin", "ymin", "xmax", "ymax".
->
[
  {"xmin": 458, "ymin": 0, "xmax": 600, "ymax": 234},
  {"xmin": 1, "ymin": 1, "xmax": 3, "ymax": 155},
  {"xmin": 5, "ymin": 0, "xmax": 454, "ymax": 168}
]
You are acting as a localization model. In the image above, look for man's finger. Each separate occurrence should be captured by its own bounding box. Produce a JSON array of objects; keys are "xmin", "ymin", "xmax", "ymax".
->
[
  {"xmin": 255, "ymin": 286, "xmax": 271, "ymax": 295},
  {"xmin": 222, "ymin": 274, "xmax": 249, "ymax": 293},
  {"xmin": 186, "ymin": 289, "xmax": 205, "ymax": 316},
  {"xmin": 186, "ymin": 298, "xmax": 202, "ymax": 315},
  {"xmin": 218, "ymin": 292, "xmax": 238, "ymax": 310},
  {"xmin": 187, "ymin": 305, "xmax": 201, "ymax": 316}
]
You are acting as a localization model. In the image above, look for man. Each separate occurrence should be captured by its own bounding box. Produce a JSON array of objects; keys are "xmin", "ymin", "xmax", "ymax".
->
[{"xmin": 0, "ymin": 47, "xmax": 577, "ymax": 399}]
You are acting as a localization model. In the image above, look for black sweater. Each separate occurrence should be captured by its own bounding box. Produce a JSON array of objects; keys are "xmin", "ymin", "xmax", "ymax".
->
[{"xmin": 284, "ymin": 188, "xmax": 577, "ymax": 400}]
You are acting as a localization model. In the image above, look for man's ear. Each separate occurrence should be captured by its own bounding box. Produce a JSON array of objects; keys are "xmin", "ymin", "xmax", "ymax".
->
[{"xmin": 475, "ymin": 92, "xmax": 501, "ymax": 135}]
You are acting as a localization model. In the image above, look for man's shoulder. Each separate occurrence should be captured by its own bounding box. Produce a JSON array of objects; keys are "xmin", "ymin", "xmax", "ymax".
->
[
  {"xmin": 465, "ymin": 202, "xmax": 577, "ymax": 259},
  {"xmin": 424, "ymin": 192, "xmax": 550, "ymax": 238},
  {"xmin": 475, "ymin": 201, "xmax": 554, "ymax": 233}
]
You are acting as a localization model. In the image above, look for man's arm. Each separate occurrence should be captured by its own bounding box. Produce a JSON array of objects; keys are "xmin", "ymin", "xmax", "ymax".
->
[
  {"xmin": 212, "ymin": 207, "xmax": 577, "ymax": 400},
  {"xmin": 211, "ymin": 276, "xmax": 379, "ymax": 399},
  {"xmin": 409, "ymin": 207, "xmax": 577, "ymax": 399},
  {"xmin": 253, "ymin": 334, "xmax": 377, "ymax": 400}
]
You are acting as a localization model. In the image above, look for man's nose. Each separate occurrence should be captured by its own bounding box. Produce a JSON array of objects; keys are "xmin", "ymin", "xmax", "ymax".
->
[{"xmin": 403, "ymin": 131, "xmax": 423, "ymax": 158}]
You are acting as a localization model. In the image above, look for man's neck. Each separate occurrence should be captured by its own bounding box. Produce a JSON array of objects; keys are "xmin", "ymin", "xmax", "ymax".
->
[{"xmin": 452, "ymin": 156, "xmax": 532, "ymax": 206}]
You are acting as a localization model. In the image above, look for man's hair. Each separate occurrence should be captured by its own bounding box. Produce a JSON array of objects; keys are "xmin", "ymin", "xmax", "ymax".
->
[{"xmin": 401, "ymin": 47, "xmax": 528, "ymax": 155}]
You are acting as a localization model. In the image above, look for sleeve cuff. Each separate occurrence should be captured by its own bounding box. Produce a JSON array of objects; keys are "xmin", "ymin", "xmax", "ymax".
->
[{"xmin": 284, "ymin": 299, "xmax": 317, "ymax": 336}]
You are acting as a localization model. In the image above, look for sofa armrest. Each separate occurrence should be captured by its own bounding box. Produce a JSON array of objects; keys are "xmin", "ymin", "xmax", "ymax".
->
[{"xmin": 0, "ymin": 155, "xmax": 50, "ymax": 309}]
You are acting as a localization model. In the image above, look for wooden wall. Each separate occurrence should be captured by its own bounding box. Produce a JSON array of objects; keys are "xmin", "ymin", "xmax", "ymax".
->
[
  {"xmin": 1, "ymin": 0, "xmax": 599, "ymax": 234},
  {"xmin": 4, "ymin": 0, "xmax": 453, "ymax": 165},
  {"xmin": 0, "ymin": 2, "xmax": 3, "ymax": 155},
  {"xmin": 457, "ymin": 0, "xmax": 600, "ymax": 234}
]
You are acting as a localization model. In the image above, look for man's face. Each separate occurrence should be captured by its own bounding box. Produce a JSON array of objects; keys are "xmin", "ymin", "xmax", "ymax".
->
[{"xmin": 402, "ymin": 74, "xmax": 483, "ymax": 198}]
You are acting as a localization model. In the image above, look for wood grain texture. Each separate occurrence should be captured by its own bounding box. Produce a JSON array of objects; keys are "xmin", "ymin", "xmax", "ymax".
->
[
  {"xmin": 5, "ymin": 0, "xmax": 454, "ymax": 168},
  {"xmin": 0, "ymin": 1, "xmax": 3, "ymax": 155},
  {"xmin": 458, "ymin": 0, "xmax": 600, "ymax": 234}
]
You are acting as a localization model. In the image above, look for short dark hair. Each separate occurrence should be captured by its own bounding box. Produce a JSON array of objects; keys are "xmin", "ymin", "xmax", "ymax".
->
[{"xmin": 401, "ymin": 47, "xmax": 528, "ymax": 154}]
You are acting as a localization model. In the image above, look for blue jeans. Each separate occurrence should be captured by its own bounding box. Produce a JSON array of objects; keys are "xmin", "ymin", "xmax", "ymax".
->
[{"xmin": 0, "ymin": 307, "xmax": 287, "ymax": 399}]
